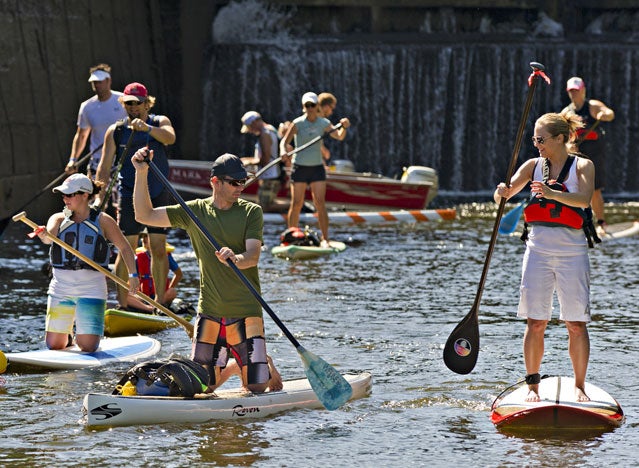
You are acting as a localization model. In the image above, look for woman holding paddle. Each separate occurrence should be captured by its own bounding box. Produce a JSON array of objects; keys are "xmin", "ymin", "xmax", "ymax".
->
[
  {"xmin": 494, "ymin": 112, "xmax": 595, "ymax": 404},
  {"xmin": 34, "ymin": 173, "xmax": 139, "ymax": 352}
]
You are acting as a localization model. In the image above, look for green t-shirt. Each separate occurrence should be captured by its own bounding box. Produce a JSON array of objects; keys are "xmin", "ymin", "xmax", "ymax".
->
[{"xmin": 166, "ymin": 197, "xmax": 263, "ymax": 319}]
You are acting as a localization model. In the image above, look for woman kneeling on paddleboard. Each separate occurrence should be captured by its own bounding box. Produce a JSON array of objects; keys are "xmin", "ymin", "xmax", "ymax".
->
[
  {"xmin": 494, "ymin": 112, "xmax": 595, "ymax": 404},
  {"xmin": 35, "ymin": 174, "xmax": 139, "ymax": 352}
]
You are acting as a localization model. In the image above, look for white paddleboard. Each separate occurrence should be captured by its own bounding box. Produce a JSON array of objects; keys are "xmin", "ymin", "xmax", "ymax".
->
[
  {"xmin": 4, "ymin": 336, "xmax": 161, "ymax": 371},
  {"xmin": 83, "ymin": 372, "xmax": 372, "ymax": 427},
  {"xmin": 599, "ymin": 220, "xmax": 639, "ymax": 241},
  {"xmin": 271, "ymin": 240, "xmax": 346, "ymax": 260},
  {"xmin": 490, "ymin": 376, "xmax": 624, "ymax": 430}
]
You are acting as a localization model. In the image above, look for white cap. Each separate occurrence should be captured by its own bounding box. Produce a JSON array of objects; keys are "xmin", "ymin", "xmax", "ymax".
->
[
  {"xmin": 566, "ymin": 76, "xmax": 585, "ymax": 91},
  {"xmin": 240, "ymin": 111, "xmax": 262, "ymax": 133},
  {"xmin": 52, "ymin": 173, "xmax": 93, "ymax": 195},
  {"xmin": 301, "ymin": 92, "xmax": 318, "ymax": 105},
  {"xmin": 88, "ymin": 70, "xmax": 110, "ymax": 82}
]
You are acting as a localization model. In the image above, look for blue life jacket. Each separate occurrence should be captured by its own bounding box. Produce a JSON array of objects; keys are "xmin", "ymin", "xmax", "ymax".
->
[{"xmin": 50, "ymin": 209, "xmax": 111, "ymax": 270}]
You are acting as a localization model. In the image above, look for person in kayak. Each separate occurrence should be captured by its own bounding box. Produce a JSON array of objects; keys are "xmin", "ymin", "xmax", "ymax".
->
[
  {"xmin": 131, "ymin": 149, "xmax": 282, "ymax": 393},
  {"xmin": 494, "ymin": 112, "xmax": 595, "ymax": 404}
]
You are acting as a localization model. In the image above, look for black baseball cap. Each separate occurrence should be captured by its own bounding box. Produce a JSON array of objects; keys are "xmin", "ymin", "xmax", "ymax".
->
[{"xmin": 210, "ymin": 153, "xmax": 248, "ymax": 179}]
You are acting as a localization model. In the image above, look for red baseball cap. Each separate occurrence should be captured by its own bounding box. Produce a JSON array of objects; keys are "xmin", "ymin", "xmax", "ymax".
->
[
  {"xmin": 122, "ymin": 82, "xmax": 148, "ymax": 102},
  {"xmin": 566, "ymin": 77, "xmax": 585, "ymax": 91}
]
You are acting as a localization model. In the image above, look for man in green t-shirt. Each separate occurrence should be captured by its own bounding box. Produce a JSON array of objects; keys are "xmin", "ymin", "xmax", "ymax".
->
[{"xmin": 131, "ymin": 149, "xmax": 281, "ymax": 394}]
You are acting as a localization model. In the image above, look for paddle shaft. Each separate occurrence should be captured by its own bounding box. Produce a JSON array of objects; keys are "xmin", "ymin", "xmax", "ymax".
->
[
  {"xmin": 0, "ymin": 146, "xmax": 101, "ymax": 233},
  {"xmin": 12, "ymin": 211, "xmax": 194, "ymax": 338},
  {"xmin": 245, "ymin": 123, "xmax": 343, "ymax": 188},
  {"xmin": 443, "ymin": 62, "xmax": 548, "ymax": 374},
  {"xmin": 144, "ymin": 160, "xmax": 303, "ymax": 348},
  {"xmin": 471, "ymin": 63, "xmax": 546, "ymax": 313},
  {"xmin": 575, "ymin": 119, "xmax": 601, "ymax": 146},
  {"xmin": 99, "ymin": 129, "xmax": 137, "ymax": 211}
]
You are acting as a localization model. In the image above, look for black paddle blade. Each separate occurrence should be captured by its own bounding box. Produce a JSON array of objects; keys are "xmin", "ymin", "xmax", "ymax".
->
[{"xmin": 443, "ymin": 309, "xmax": 480, "ymax": 375}]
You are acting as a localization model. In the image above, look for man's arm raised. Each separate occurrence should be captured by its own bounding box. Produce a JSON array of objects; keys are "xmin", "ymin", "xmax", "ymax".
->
[{"xmin": 132, "ymin": 148, "xmax": 172, "ymax": 227}]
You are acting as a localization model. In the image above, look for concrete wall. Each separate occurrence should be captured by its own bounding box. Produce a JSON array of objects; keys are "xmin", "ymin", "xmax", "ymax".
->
[{"xmin": 0, "ymin": 0, "xmax": 217, "ymax": 223}]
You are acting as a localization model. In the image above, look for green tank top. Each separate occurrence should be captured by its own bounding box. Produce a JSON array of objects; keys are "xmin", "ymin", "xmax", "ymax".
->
[{"xmin": 292, "ymin": 115, "xmax": 331, "ymax": 166}]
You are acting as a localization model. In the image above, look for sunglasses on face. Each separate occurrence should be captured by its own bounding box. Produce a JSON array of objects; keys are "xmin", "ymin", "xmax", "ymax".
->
[
  {"xmin": 531, "ymin": 135, "xmax": 552, "ymax": 144},
  {"xmin": 62, "ymin": 191, "xmax": 85, "ymax": 198},
  {"xmin": 124, "ymin": 101, "xmax": 145, "ymax": 106},
  {"xmin": 304, "ymin": 103, "xmax": 317, "ymax": 108},
  {"xmin": 221, "ymin": 178, "xmax": 248, "ymax": 187}
]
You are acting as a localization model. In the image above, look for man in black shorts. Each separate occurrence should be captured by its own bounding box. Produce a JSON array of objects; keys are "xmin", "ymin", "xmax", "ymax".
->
[{"xmin": 95, "ymin": 82, "xmax": 176, "ymax": 308}]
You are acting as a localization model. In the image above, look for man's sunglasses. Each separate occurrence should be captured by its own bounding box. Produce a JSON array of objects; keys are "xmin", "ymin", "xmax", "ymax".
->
[
  {"xmin": 221, "ymin": 178, "xmax": 248, "ymax": 187},
  {"xmin": 124, "ymin": 101, "xmax": 145, "ymax": 106}
]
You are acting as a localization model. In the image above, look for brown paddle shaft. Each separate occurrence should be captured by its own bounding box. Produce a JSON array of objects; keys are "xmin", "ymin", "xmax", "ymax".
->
[
  {"xmin": 12, "ymin": 211, "xmax": 194, "ymax": 338},
  {"xmin": 443, "ymin": 61, "xmax": 550, "ymax": 375}
]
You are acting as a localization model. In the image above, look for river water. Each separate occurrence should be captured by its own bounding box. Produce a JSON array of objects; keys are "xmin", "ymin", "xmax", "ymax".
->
[{"xmin": 1, "ymin": 200, "xmax": 638, "ymax": 467}]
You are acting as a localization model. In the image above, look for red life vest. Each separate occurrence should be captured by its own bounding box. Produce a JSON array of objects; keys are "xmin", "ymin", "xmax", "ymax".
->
[
  {"xmin": 135, "ymin": 251, "xmax": 168, "ymax": 297},
  {"xmin": 523, "ymin": 156, "xmax": 585, "ymax": 229}
]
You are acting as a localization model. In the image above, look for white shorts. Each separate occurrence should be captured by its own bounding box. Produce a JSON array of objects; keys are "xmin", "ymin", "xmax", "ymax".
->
[{"xmin": 517, "ymin": 247, "xmax": 591, "ymax": 322}]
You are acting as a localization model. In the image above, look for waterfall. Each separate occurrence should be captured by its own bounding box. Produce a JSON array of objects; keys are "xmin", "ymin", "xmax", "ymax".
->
[{"xmin": 201, "ymin": 6, "xmax": 639, "ymax": 194}]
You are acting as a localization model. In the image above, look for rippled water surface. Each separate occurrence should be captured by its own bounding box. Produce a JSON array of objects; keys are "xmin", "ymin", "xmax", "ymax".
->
[{"xmin": 1, "ymin": 201, "xmax": 638, "ymax": 467}]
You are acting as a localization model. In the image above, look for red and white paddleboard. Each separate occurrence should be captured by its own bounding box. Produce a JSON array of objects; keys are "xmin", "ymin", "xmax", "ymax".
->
[{"xmin": 490, "ymin": 376, "xmax": 624, "ymax": 431}]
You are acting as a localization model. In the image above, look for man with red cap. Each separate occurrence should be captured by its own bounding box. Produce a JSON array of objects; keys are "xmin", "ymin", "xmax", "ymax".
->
[
  {"xmin": 561, "ymin": 76, "xmax": 615, "ymax": 233},
  {"xmin": 95, "ymin": 82, "xmax": 176, "ymax": 310}
]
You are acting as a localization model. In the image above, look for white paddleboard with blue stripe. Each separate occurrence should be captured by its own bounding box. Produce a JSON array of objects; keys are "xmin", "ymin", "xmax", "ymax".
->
[{"xmin": 4, "ymin": 335, "xmax": 161, "ymax": 371}]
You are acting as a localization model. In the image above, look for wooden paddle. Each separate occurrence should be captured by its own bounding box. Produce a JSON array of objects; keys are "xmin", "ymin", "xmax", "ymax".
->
[
  {"xmin": 12, "ymin": 212, "xmax": 194, "ymax": 339},
  {"xmin": 144, "ymin": 157, "xmax": 353, "ymax": 410},
  {"xmin": 443, "ymin": 62, "xmax": 550, "ymax": 374},
  {"xmin": 0, "ymin": 146, "xmax": 101, "ymax": 238},
  {"xmin": 244, "ymin": 123, "xmax": 343, "ymax": 188}
]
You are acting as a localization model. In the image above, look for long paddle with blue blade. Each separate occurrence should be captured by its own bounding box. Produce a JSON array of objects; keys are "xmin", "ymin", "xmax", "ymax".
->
[
  {"xmin": 498, "ymin": 199, "xmax": 526, "ymax": 235},
  {"xmin": 443, "ymin": 61, "xmax": 550, "ymax": 374},
  {"xmin": 144, "ymin": 157, "xmax": 352, "ymax": 410}
]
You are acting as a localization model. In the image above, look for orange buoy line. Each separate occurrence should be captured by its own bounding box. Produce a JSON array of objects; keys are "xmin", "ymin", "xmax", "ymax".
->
[{"xmin": 263, "ymin": 208, "xmax": 456, "ymax": 225}]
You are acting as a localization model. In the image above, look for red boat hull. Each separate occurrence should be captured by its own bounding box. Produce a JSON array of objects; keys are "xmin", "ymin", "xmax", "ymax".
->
[{"xmin": 168, "ymin": 160, "xmax": 436, "ymax": 211}]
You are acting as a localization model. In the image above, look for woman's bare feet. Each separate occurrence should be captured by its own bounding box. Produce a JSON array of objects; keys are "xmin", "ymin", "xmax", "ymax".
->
[
  {"xmin": 525, "ymin": 385, "xmax": 541, "ymax": 402},
  {"xmin": 575, "ymin": 386, "xmax": 590, "ymax": 402}
]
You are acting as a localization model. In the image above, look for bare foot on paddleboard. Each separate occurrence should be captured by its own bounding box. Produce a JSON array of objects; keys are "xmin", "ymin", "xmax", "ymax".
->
[
  {"xmin": 267, "ymin": 355, "xmax": 283, "ymax": 392},
  {"xmin": 525, "ymin": 387, "xmax": 540, "ymax": 402},
  {"xmin": 575, "ymin": 386, "xmax": 590, "ymax": 402}
]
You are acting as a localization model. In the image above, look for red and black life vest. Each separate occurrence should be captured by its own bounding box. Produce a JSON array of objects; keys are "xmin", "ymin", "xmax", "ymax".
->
[{"xmin": 521, "ymin": 156, "xmax": 600, "ymax": 247}]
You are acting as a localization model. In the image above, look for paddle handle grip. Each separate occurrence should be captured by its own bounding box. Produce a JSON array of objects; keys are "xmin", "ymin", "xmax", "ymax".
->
[{"xmin": 12, "ymin": 211, "xmax": 194, "ymax": 337}]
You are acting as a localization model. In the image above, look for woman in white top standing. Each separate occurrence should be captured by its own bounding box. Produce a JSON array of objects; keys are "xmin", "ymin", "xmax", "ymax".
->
[
  {"xmin": 494, "ymin": 112, "xmax": 595, "ymax": 404},
  {"xmin": 35, "ymin": 173, "xmax": 138, "ymax": 352}
]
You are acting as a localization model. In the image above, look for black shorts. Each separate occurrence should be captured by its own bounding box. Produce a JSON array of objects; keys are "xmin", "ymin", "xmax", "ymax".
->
[
  {"xmin": 290, "ymin": 164, "xmax": 326, "ymax": 184},
  {"xmin": 578, "ymin": 140, "xmax": 605, "ymax": 190},
  {"xmin": 117, "ymin": 190, "xmax": 171, "ymax": 236}
]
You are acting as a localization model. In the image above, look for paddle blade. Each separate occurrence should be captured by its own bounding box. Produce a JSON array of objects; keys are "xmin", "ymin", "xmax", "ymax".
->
[
  {"xmin": 298, "ymin": 346, "xmax": 353, "ymax": 410},
  {"xmin": 443, "ymin": 308, "xmax": 480, "ymax": 375},
  {"xmin": 498, "ymin": 200, "xmax": 526, "ymax": 235}
]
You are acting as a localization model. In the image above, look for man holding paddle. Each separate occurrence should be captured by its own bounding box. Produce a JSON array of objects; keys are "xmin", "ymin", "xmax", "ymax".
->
[
  {"xmin": 239, "ymin": 110, "xmax": 283, "ymax": 211},
  {"xmin": 95, "ymin": 82, "xmax": 176, "ymax": 311},
  {"xmin": 562, "ymin": 76, "xmax": 615, "ymax": 234},
  {"xmin": 65, "ymin": 63, "xmax": 127, "ymax": 176},
  {"xmin": 132, "ymin": 149, "xmax": 281, "ymax": 393}
]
